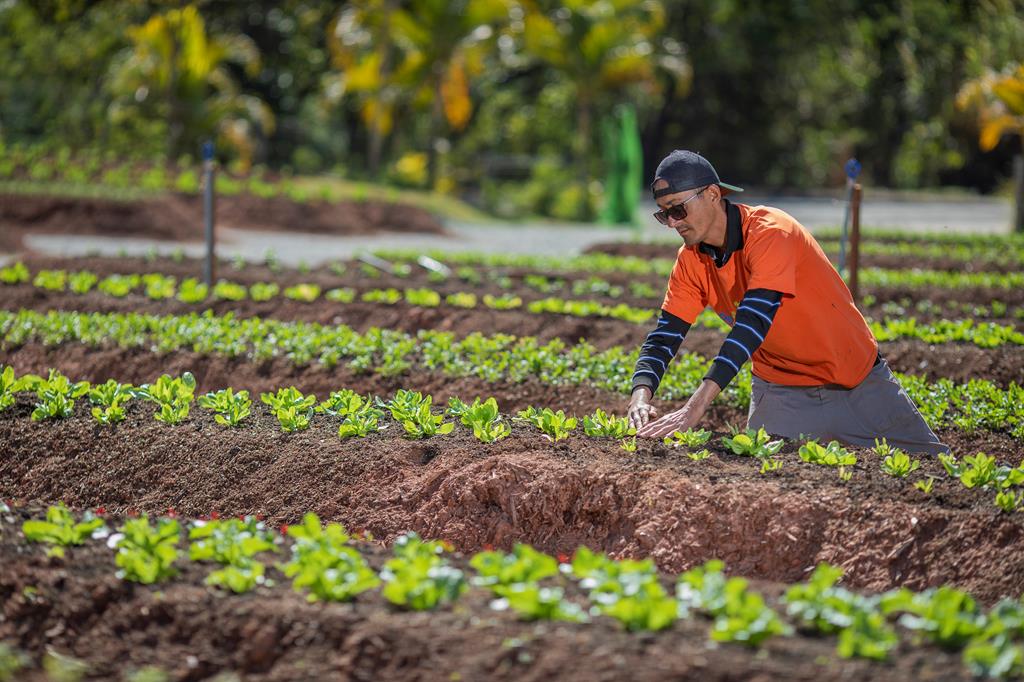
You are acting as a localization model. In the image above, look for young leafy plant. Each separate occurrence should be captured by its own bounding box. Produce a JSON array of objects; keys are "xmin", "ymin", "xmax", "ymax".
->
[
  {"xmin": 881, "ymin": 450, "xmax": 921, "ymax": 478},
  {"xmin": 133, "ymin": 372, "xmax": 196, "ymax": 425},
  {"xmin": 582, "ymin": 409, "xmax": 635, "ymax": 439},
  {"xmin": 249, "ymin": 282, "xmax": 280, "ymax": 302},
  {"xmin": 22, "ymin": 504, "xmax": 106, "ymax": 557},
  {"xmin": 87, "ymin": 379, "xmax": 134, "ymax": 425},
  {"xmin": 515, "ymin": 406, "xmax": 578, "ymax": 441},
  {"xmin": 721, "ymin": 427, "xmax": 784, "ymax": 459},
  {"xmin": 280, "ymin": 513, "xmax": 380, "ymax": 602},
  {"xmin": 112, "ymin": 516, "xmax": 181, "ymax": 584},
  {"xmin": 914, "ymin": 477, "xmax": 936, "ymax": 494},
  {"xmin": 338, "ymin": 411, "xmax": 385, "ymax": 439},
  {"xmin": 489, "ymin": 583, "xmax": 589, "ymax": 622},
  {"xmin": 381, "ymin": 532, "xmax": 466, "ymax": 611},
  {"xmin": 664, "ymin": 428, "xmax": 713, "ymax": 448},
  {"xmin": 782, "ymin": 563, "xmax": 898, "ymax": 661},
  {"xmin": 28, "ymin": 369, "xmax": 90, "ymax": 421},
  {"xmin": 799, "ymin": 440, "xmax": 857, "ymax": 467},
  {"xmin": 0, "ymin": 365, "xmax": 20, "ymax": 412},
  {"xmin": 470, "ymin": 544, "xmax": 559, "ymax": 587},
  {"xmin": 0, "ymin": 261, "xmax": 29, "ymax": 284},
  {"xmin": 677, "ymin": 559, "xmax": 792, "ymax": 646},
  {"xmin": 261, "ymin": 386, "xmax": 317, "ymax": 432},
  {"xmin": 189, "ymin": 516, "xmax": 276, "ymax": 593},
  {"xmin": 459, "ymin": 397, "xmax": 510, "ymax": 443},
  {"xmin": 197, "ymin": 388, "xmax": 252, "ymax": 426},
  {"xmin": 399, "ymin": 397, "xmax": 454, "ymax": 439}
]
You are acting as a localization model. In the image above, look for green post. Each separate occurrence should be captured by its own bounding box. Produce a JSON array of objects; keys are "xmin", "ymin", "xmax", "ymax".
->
[{"xmin": 601, "ymin": 104, "xmax": 642, "ymax": 228}]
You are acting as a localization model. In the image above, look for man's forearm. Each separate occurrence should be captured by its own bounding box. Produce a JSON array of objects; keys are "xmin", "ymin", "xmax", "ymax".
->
[{"xmin": 686, "ymin": 378, "xmax": 721, "ymax": 412}]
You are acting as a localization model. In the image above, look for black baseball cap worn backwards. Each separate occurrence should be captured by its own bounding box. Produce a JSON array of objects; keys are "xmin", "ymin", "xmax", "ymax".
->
[{"xmin": 651, "ymin": 150, "xmax": 744, "ymax": 198}]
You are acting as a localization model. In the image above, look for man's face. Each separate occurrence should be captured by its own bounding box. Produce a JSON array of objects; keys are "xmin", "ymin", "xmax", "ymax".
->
[{"xmin": 653, "ymin": 181, "xmax": 719, "ymax": 246}]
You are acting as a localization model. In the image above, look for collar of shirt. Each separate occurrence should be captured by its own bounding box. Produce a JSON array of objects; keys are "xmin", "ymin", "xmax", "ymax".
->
[{"xmin": 697, "ymin": 199, "xmax": 743, "ymax": 268}]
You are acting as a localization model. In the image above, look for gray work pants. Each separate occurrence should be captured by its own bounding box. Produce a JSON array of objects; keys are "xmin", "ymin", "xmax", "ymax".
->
[{"xmin": 747, "ymin": 358, "xmax": 949, "ymax": 455}]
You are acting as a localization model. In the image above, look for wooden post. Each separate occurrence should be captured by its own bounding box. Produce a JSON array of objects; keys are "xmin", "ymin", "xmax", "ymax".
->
[{"xmin": 849, "ymin": 183, "xmax": 862, "ymax": 302}]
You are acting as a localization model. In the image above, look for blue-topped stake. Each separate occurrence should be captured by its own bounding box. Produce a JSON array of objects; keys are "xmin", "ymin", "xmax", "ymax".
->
[
  {"xmin": 203, "ymin": 140, "xmax": 216, "ymax": 287},
  {"xmin": 838, "ymin": 157, "xmax": 861, "ymax": 276}
]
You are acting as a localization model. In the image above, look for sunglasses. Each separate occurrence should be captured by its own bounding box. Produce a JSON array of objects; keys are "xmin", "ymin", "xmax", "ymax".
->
[{"xmin": 652, "ymin": 187, "xmax": 707, "ymax": 225}]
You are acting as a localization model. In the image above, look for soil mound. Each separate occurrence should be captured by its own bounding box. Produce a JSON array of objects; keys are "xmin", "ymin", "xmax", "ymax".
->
[{"xmin": 0, "ymin": 192, "xmax": 445, "ymax": 252}]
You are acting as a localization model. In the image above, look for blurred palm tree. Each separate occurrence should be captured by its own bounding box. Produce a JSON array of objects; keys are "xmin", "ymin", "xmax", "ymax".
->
[
  {"xmin": 958, "ymin": 62, "xmax": 1024, "ymax": 231},
  {"xmin": 327, "ymin": 0, "xmax": 510, "ymax": 187},
  {"xmin": 107, "ymin": 4, "xmax": 274, "ymax": 169},
  {"xmin": 516, "ymin": 0, "xmax": 690, "ymax": 199}
]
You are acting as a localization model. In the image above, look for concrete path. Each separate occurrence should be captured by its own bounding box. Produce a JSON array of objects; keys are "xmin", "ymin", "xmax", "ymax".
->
[{"xmin": 17, "ymin": 193, "xmax": 1015, "ymax": 267}]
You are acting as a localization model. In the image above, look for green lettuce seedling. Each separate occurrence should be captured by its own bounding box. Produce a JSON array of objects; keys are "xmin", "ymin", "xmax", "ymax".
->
[
  {"xmin": 280, "ymin": 514, "xmax": 379, "ymax": 602},
  {"xmin": 400, "ymin": 397, "xmax": 454, "ymax": 439},
  {"xmin": 995, "ymin": 490, "xmax": 1023, "ymax": 513},
  {"xmin": 142, "ymin": 273, "xmax": 176, "ymax": 300},
  {"xmin": 338, "ymin": 410, "xmax": 385, "ymax": 438},
  {"xmin": 88, "ymin": 379, "xmax": 134, "ymax": 425},
  {"xmin": 261, "ymin": 386, "xmax": 316, "ymax": 432},
  {"xmin": 880, "ymin": 450, "xmax": 921, "ymax": 478},
  {"xmin": 190, "ymin": 516, "xmax": 276, "ymax": 593},
  {"xmin": 470, "ymin": 544, "xmax": 559, "ymax": 587},
  {"xmin": 249, "ymin": 282, "xmax": 280, "ymax": 302},
  {"xmin": 176, "ymin": 278, "xmax": 209, "ymax": 303},
  {"xmin": 198, "ymin": 388, "xmax": 251, "ymax": 426},
  {"xmin": 677, "ymin": 560, "xmax": 791, "ymax": 646},
  {"xmin": 881, "ymin": 585, "xmax": 985, "ymax": 650},
  {"xmin": 460, "ymin": 397, "xmax": 510, "ymax": 443},
  {"xmin": 97, "ymin": 273, "xmax": 139, "ymax": 297},
  {"xmin": 0, "ymin": 261, "xmax": 29, "ymax": 284},
  {"xmin": 583, "ymin": 409, "xmax": 635, "ymax": 439},
  {"xmin": 23, "ymin": 503, "xmax": 106, "ymax": 557},
  {"xmin": 664, "ymin": 427, "xmax": 712, "ymax": 448},
  {"xmin": 799, "ymin": 440, "xmax": 856, "ymax": 467},
  {"xmin": 113, "ymin": 517, "xmax": 181, "ymax": 584},
  {"xmin": 0, "ymin": 365, "xmax": 20, "ymax": 412},
  {"xmin": 284, "ymin": 283, "xmax": 321, "ymax": 302},
  {"xmin": 783, "ymin": 563, "xmax": 898, "ymax": 661},
  {"xmin": 722, "ymin": 427, "xmax": 783, "ymax": 459},
  {"xmin": 914, "ymin": 477, "xmax": 936, "ymax": 494},
  {"xmin": 68, "ymin": 271, "xmax": 98, "ymax": 294},
  {"xmin": 381, "ymin": 532, "xmax": 466, "ymax": 611},
  {"xmin": 490, "ymin": 583, "xmax": 589, "ymax": 622},
  {"xmin": 27, "ymin": 369, "xmax": 90, "ymax": 421},
  {"xmin": 134, "ymin": 372, "xmax": 196, "ymax": 425},
  {"xmin": 33, "ymin": 269, "xmax": 67, "ymax": 291},
  {"xmin": 516, "ymin": 406, "xmax": 577, "ymax": 441}
]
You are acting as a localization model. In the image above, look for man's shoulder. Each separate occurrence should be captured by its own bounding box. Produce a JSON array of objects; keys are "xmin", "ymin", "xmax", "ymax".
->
[{"xmin": 736, "ymin": 203, "xmax": 812, "ymax": 244}]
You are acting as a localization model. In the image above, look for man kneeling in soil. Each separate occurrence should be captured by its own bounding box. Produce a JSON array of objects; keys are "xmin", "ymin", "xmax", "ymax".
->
[{"xmin": 628, "ymin": 150, "xmax": 948, "ymax": 455}]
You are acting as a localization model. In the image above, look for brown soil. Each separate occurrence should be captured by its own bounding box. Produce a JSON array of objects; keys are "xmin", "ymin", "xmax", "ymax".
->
[
  {"xmin": 0, "ymin": 192, "xmax": 445, "ymax": 252},
  {"xmin": 1, "ymin": 398, "xmax": 1023, "ymax": 607},
  {"xmin": 0, "ymin": 508, "xmax": 975, "ymax": 682},
  {"xmin": 3, "ymin": 284, "xmax": 1022, "ymax": 388},
  {"xmin": 5, "ymin": 341, "xmax": 1018, "ymax": 460},
  {"xmin": 15, "ymin": 253, "xmax": 1024, "ymax": 329}
]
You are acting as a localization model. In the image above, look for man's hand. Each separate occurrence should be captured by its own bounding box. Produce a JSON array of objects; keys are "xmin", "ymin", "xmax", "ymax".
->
[
  {"xmin": 637, "ymin": 379, "xmax": 721, "ymax": 439},
  {"xmin": 627, "ymin": 386, "xmax": 658, "ymax": 430}
]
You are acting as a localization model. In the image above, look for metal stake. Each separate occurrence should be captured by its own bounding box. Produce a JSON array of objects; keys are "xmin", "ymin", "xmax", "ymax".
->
[{"xmin": 203, "ymin": 140, "xmax": 216, "ymax": 288}]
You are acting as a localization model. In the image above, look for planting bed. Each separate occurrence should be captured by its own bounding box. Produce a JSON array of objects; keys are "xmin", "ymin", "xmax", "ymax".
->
[
  {"xmin": 0, "ymin": 192, "xmax": 445, "ymax": 252},
  {"xmin": 0, "ymin": 506, "xmax": 980, "ymax": 682},
  {"xmin": 2, "ymin": 233, "xmax": 1023, "ymax": 680}
]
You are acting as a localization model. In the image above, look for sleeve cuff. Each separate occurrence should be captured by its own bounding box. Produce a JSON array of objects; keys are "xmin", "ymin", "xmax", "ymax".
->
[
  {"xmin": 704, "ymin": 361, "xmax": 736, "ymax": 391},
  {"xmin": 631, "ymin": 376, "xmax": 658, "ymax": 395}
]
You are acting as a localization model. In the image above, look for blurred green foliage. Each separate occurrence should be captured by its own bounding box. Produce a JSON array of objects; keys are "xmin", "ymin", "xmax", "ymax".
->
[{"xmin": 1, "ymin": 0, "xmax": 1024, "ymax": 221}]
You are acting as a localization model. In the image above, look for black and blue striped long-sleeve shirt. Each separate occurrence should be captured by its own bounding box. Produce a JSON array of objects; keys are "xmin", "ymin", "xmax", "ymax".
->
[{"xmin": 631, "ymin": 287, "xmax": 784, "ymax": 395}]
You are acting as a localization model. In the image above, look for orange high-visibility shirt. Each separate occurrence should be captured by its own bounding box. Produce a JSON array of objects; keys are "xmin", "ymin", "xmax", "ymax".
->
[{"xmin": 662, "ymin": 203, "xmax": 878, "ymax": 387}]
